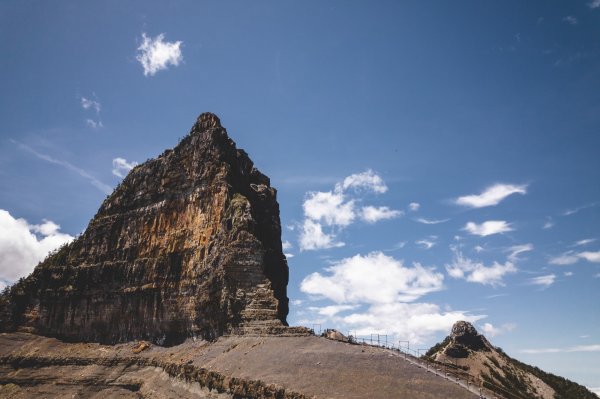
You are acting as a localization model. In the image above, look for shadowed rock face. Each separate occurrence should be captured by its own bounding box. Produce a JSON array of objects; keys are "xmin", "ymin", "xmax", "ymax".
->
[
  {"xmin": 0, "ymin": 112, "xmax": 296, "ymax": 345},
  {"xmin": 446, "ymin": 320, "xmax": 492, "ymax": 357}
]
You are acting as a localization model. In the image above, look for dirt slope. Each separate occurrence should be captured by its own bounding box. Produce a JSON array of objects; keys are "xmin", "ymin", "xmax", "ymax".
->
[{"xmin": 0, "ymin": 332, "xmax": 476, "ymax": 399}]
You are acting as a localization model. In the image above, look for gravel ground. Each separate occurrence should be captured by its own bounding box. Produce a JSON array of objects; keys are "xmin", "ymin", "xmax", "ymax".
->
[{"xmin": 0, "ymin": 333, "xmax": 477, "ymax": 399}]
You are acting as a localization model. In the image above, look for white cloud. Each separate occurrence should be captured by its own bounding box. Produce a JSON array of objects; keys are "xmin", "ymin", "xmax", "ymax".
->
[
  {"xmin": 480, "ymin": 322, "xmax": 516, "ymax": 337},
  {"xmin": 340, "ymin": 302, "xmax": 484, "ymax": 345},
  {"xmin": 579, "ymin": 251, "xmax": 600, "ymax": 263},
  {"xmin": 415, "ymin": 238, "xmax": 436, "ymax": 250},
  {"xmin": 464, "ymin": 220, "xmax": 513, "ymax": 237},
  {"xmin": 339, "ymin": 169, "xmax": 387, "ymax": 193},
  {"xmin": 455, "ymin": 183, "xmax": 527, "ymax": 208},
  {"xmin": 563, "ymin": 16, "xmax": 578, "ymax": 25},
  {"xmin": 300, "ymin": 252, "xmax": 444, "ymax": 304},
  {"xmin": 564, "ymin": 272, "xmax": 573, "ymax": 277},
  {"xmin": 136, "ymin": 33, "xmax": 183, "ymax": 77},
  {"xmin": 81, "ymin": 96, "xmax": 103, "ymax": 129},
  {"xmin": 408, "ymin": 202, "xmax": 420, "ymax": 212},
  {"xmin": 303, "ymin": 190, "xmax": 355, "ymax": 226},
  {"xmin": 282, "ymin": 240, "xmax": 293, "ymax": 250},
  {"xmin": 574, "ymin": 238, "xmax": 596, "ymax": 247},
  {"xmin": 308, "ymin": 304, "xmax": 358, "ymax": 318},
  {"xmin": 415, "ymin": 217, "xmax": 449, "ymax": 225},
  {"xmin": 590, "ymin": 0, "xmax": 600, "ymax": 8},
  {"xmin": 474, "ymin": 245, "xmax": 485, "ymax": 253},
  {"xmin": 520, "ymin": 344, "xmax": 600, "ymax": 354},
  {"xmin": 360, "ymin": 206, "xmax": 403, "ymax": 223},
  {"xmin": 549, "ymin": 251, "xmax": 579, "ymax": 265},
  {"xmin": 507, "ymin": 244, "xmax": 533, "ymax": 262},
  {"xmin": 298, "ymin": 251, "xmax": 485, "ymax": 344},
  {"xmin": 543, "ymin": 219, "xmax": 554, "ymax": 229},
  {"xmin": 446, "ymin": 250, "xmax": 517, "ymax": 287},
  {"xmin": 299, "ymin": 220, "xmax": 344, "ymax": 251},
  {"xmin": 0, "ymin": 210, "xmax": 74, "ymax": 285},
  {"xmin": 563, "ymin": 202, "xmax": 599, "ymax": 216},
  {"xmin": 112, "ymin": 157, "xmax": 138, "ymax": 178},
  {"xmin": 528, "ymin": 274, "xmax": 556, "ymax": 288},
  {"xmin": 81, "ymin": 97, "xmax": 101, "ymax": 113},
  {"xmin": 299, "ymin": 170, "xmax": 396, "ymax": 251},
  {"xmin": 285, "ymin": 253, "xmax": 294, "ymax": 259},
  {"xmin": 85, "ymin": 119, "xmax": 103, "ymax": 129},
  {"xmin": 549, "ymin": 250, "xmax": 600, "ymax": 265},
  {"xmin": 13, "ymin": 140, "xmax": 111, "ymax": 194}
]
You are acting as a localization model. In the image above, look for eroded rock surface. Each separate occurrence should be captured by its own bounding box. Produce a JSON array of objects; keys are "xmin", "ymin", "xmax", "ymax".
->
[
  {"xmin": 0, "ymin": 112, "xmax": 306, "ymax": 345},
  {"xmin": 426, "ymin": 321, "xmax": 597, "ymax": 399}
]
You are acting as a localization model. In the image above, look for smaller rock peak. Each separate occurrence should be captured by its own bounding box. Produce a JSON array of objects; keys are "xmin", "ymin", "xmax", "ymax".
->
[
  {"xmin": 451, "ymin": 321, "xmax": 479, "ymax": 338},
  {"xmin": 196, "ymin": 112, "xmax": 222, "ymax": 131}
]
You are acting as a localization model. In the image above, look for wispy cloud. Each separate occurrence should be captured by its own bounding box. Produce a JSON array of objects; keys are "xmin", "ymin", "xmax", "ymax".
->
[
  {"xmin": 416, "ymin": 237, "xmax": 437, "ymax": 250},
  {"xmin": 563, "ymin": 16, "xmax": 578, "ymax": 25},
  {"xmin": 408, "ymin": 202, "xmax": 420, "ymax": 212},
  {"xmin": 112, "ymin": 157, "xmax": 138, "ymax": 178},
  {"xmin": 81, "ymin": 96, "xmax": 101, "ymax": 113},
  {"xmin": 137, "ymin": 33, "xmax": 183, "ymax": 77},
  {"xmin": 339, "ymin": 169, "xmax": 388, "ymax": 193},
  {"xmin": 415, "ymin": 217, "xmax": 450, "ymax": 225},
  {"xmin": 549, "ymin": 250, "xmax": 600, "ymax": 265},
  {"xmin": 480, "ymin": 322, "xmax": 516, "ymax": 337},
  {"xmin": 85, "ymin": 119, "xmax": 103, "ymax": 129},
  {"xmin": 590, "ymin": 0, "xmax": 600, "ymax": 8},
  {"xmin": 80, "ymin": 95, "xmax": 103, "ymax": 129},
  {"xmin": 446, "ymin": 249, "xmax": 517, "ymax": 287},
  {"xmin": 507, "ymin": 244, "xmax": 533, "ymax": 262},
  {"xmin": 549, "ymin": 251, "xmax": 579, "ymax": 265},
  {"xmin": 464, "ymin": 220, "xmax": 513, "ymax": 237},
  {"xmin": 573, "ymin": 238, "xmax": 596, "ymax": 247},
  {"xmin": 528, "ymin": 274, "xmax": 556, "ymax": 288},
  {"xmin": 455, "ymin": 183, "xmax": 527, "ymax": 208},
  {"xmin": 579, "ymin": 251, "xmax": 600, "ymax": 263},
  {"xmin": 543, "ymin": 218, "xmax": 554, "ymax": 229},
  {"xmin": 360, "ymin": 206, "xmax": 403, "ymax": 223},
  {"xmin": 563, "ymin": 202, "xmax": 599, "ymax": 216},
  {"xmin": 520, "ymin": 344, "xmax": 600, "ymax": 354},
  {"xmin": 307, "ymin": 304, "xmax": 358, "ymax": 318},
  {"xmin": 13, "ymin": 140, "xmax": 111, "ymax": 194}
]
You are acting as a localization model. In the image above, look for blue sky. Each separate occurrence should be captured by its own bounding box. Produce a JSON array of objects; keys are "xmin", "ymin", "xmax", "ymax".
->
[{"xmin": 1, "ymin": 0, "xmax": 599, "ymax": 391}]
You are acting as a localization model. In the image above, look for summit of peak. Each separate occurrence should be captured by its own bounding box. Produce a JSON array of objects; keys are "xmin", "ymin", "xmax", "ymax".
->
[{"xmin": 195, "ymin": 112, "xmax": 222, "ymax": 131}]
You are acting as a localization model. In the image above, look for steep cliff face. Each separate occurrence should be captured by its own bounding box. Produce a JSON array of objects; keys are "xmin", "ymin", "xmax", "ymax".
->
[{"xmin": 0, "ymin": 112, "xmax": 298, "ymax": 345}]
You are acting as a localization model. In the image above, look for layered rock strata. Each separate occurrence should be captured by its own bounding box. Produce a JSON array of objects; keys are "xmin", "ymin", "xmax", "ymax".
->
[{"xmin": 0, "ymin": 112, "xmax": 304, "ymax": 344}]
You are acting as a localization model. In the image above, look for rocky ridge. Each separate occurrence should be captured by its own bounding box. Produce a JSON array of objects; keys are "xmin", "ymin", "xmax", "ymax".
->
[
  {"xmin": 426, "ymin": 321, "xmax": 597, "ymax": 399},
  {"xmin": 0, "ymin": 112, "xmax": 308, "ymax": 345}
]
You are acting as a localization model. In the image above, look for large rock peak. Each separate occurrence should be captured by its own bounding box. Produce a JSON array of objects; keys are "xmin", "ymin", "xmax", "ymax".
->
[
  {"xmin": 444, "ymin": 321, "xmax": 493, "ymax": 357},
  {"xmin": 450, "ymin": 320, "xmax": 479, "ymax": 339},
  {"xmin": 0, "ymin": 113, "xmax": 305, "ymax": 345}
]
